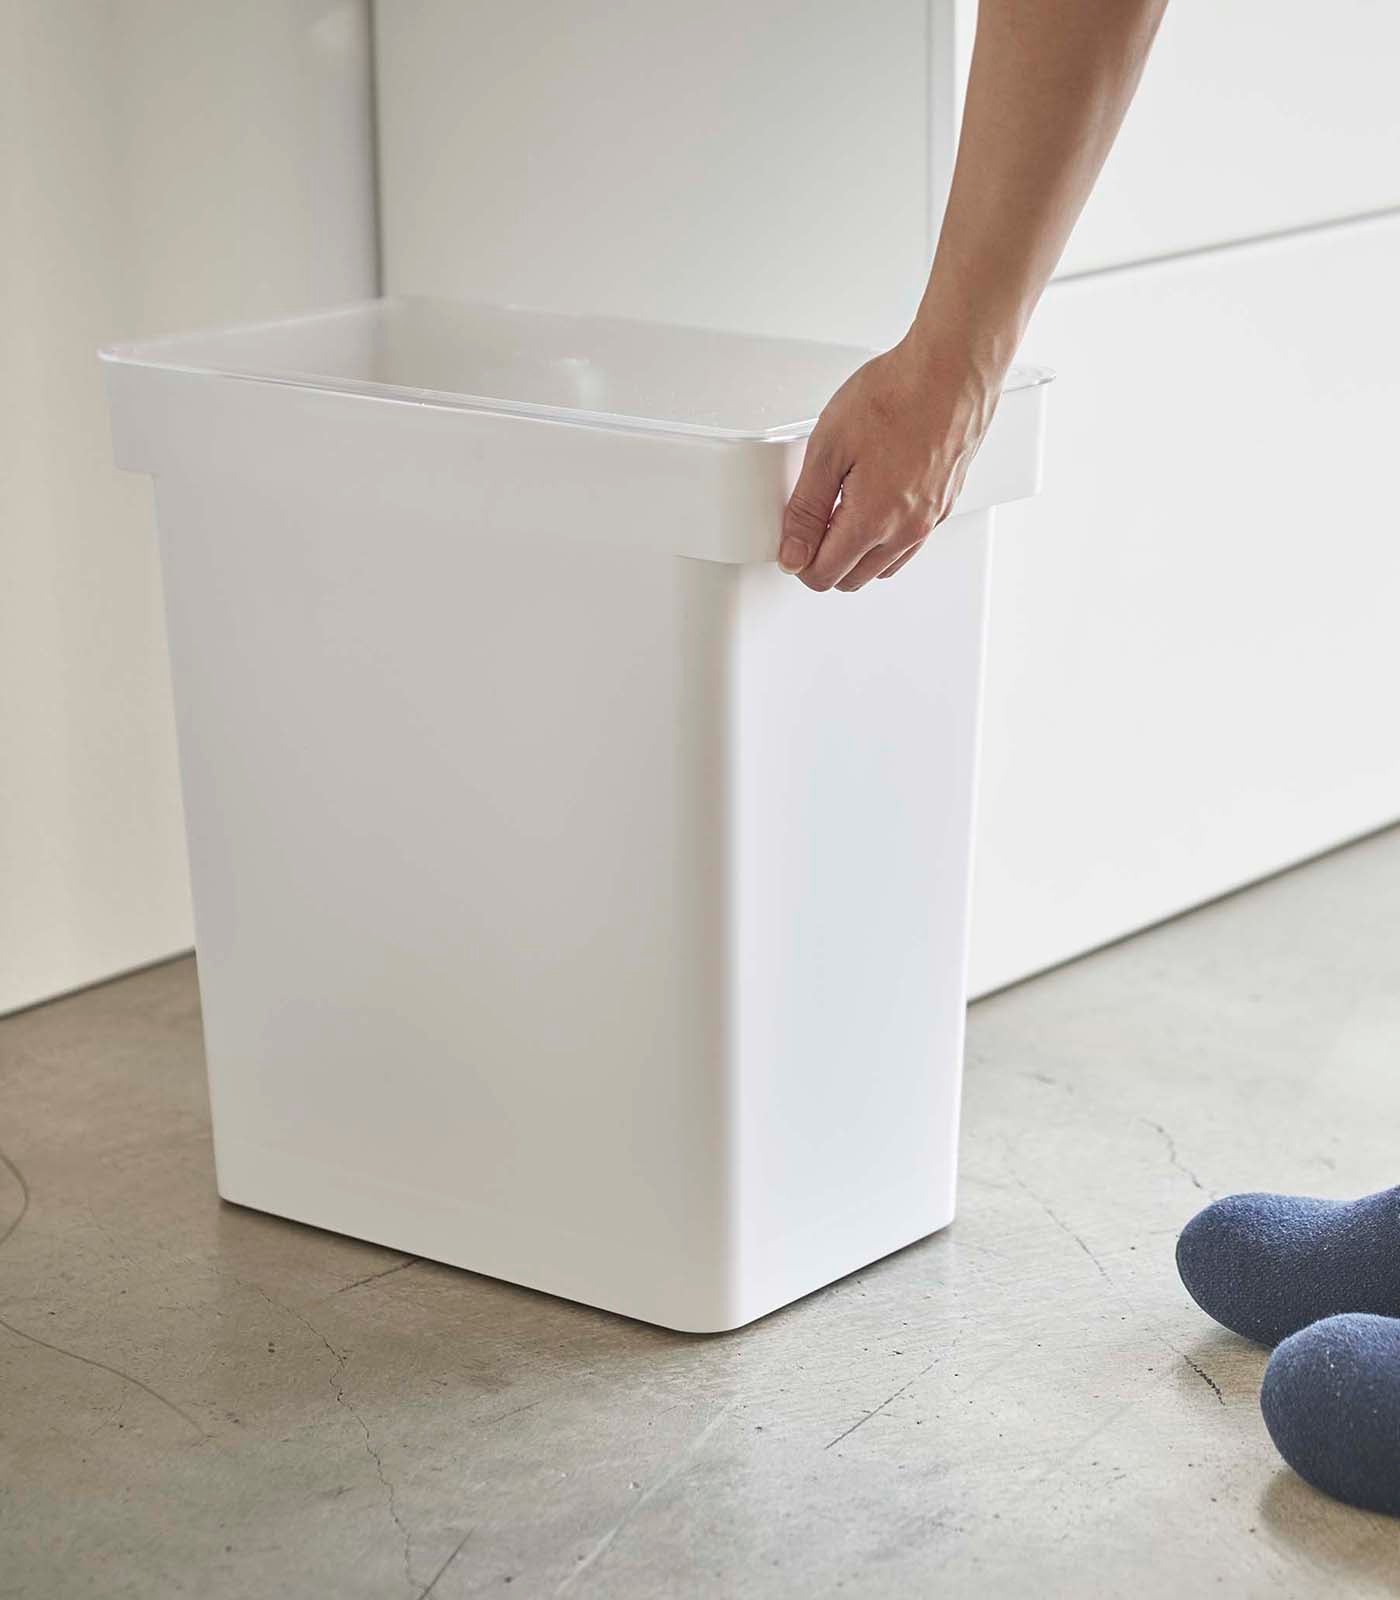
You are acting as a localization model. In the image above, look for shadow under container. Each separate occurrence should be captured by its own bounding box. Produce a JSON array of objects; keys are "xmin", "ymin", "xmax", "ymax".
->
[{"xmin": 102, "ymin": 299, "xmax": 1050, "ymax": 1331}]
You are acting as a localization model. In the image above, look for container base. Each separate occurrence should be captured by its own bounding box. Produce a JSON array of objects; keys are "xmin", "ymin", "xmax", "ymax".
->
[{"xmin": 213, "ymin": 1135, "xmax": 955, "ymax": 1334}]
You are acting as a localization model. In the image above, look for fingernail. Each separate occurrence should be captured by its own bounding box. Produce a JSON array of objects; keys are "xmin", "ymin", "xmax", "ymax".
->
[{"xmin": 778, "ymin": 537, "xmax": 808, "ymax": 573}]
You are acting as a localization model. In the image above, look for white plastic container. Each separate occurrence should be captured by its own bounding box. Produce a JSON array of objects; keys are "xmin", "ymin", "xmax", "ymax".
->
[{"xmin": 103, "ymin": 298, "xmax": 1049, "ymax": 1331}]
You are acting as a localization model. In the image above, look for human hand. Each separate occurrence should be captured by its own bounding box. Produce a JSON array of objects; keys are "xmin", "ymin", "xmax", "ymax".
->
[{"xmin": 779, "ymin": 335, "xmax": 1001, "ymax": 591}]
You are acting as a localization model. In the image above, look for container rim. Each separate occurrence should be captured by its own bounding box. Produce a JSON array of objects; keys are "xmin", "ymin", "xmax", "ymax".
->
[{"xmin": 99, "ymin": 296, "xmax": 1055, "ymax": 445}]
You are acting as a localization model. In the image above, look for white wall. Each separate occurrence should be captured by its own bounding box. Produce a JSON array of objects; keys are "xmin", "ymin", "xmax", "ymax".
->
[
  {"xmin": 374, "ymin": 0, "xmax": 939, "ymax": 349},
  {"xmin": 1, "ymin": 1, "xmax": 376, "ymax": 1015},
  {"xmin": 375, "ymin": 0, "xmax": 1400, "ymax": 995}
]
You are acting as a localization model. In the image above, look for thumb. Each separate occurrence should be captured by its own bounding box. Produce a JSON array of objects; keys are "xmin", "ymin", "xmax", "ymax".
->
[{"xmin": 780, "ymin": 419, "xmax": 845, "ymax": 574}]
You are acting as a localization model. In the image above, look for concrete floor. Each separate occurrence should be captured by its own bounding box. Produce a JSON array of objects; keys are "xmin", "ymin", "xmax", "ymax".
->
[{"xmin": 6, "ymin": 833, "xmax": 1400, "ymax": 1597}]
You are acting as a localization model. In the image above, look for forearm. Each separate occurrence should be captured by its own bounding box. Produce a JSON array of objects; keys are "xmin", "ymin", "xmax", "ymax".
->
[
  {"xmin": 910, "ymin": 0, "xmax": 1168, "ymax": 375},
  {"xmin": 779, "ymin": 0, "xmax": 1167, "ymax": 590}
]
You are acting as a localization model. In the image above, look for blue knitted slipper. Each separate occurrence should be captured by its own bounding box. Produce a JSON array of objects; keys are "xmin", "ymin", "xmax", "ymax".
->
[
  {"xmin": 1176, "ymin": 1186, "xmax": 1400, "ymax": 1347},
  {"xmin": 1262, "ymin": 1313, "xmax": 1400, "ymax": 1516}
]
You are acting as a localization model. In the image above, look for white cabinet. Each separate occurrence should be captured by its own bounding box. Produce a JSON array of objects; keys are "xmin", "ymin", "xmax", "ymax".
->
[
  {"xmin": 972, "ymin": 212, "xmax": 1400, "ymax": 995},
  {"xmin": 1060, "ymin": 0, "xmax": 1400, "ymax": 275}
]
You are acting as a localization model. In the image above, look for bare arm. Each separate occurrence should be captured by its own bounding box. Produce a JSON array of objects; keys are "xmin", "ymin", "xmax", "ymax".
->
[{"xmin": 781, "ymin": 0, "xmax": 1168, "ymax": 590}]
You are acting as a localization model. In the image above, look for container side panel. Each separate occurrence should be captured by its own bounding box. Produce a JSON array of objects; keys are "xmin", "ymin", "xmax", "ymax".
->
[{"xmin": 730, "ymin": 514, "xmax": 993, "ymax": 1321}]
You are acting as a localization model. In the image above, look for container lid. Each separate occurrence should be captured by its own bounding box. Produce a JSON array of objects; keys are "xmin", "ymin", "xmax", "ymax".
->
[{"xmin": 101, "ymin": 296, "xmax": 1049, "ymax": 444}]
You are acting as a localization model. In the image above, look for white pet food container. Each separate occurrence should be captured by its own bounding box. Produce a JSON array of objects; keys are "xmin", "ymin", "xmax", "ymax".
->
[{"xmin": 103, "ymin": 298, "xmax": 1049, "ymax": 1330}]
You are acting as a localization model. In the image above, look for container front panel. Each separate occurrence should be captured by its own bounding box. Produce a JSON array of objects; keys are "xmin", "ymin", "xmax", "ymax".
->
[{"xmin": 153, "ymin": 473, "xmax": 738, "ymax": 1327}]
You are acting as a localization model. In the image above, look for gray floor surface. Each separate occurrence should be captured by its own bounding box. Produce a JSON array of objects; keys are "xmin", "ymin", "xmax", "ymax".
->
[{"xmin": 5, "ymin": 828, "xmax": 1400, "ymax": 1597}]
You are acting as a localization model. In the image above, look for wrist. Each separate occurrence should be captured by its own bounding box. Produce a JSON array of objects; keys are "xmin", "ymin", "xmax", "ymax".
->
[
  {"xmin": 894, "ymin": 318, "xmax": 1008, "ymax": 416},
  {"xmin": 904, "ymin": 272, "xmax": 1029, "ymax": 390}
]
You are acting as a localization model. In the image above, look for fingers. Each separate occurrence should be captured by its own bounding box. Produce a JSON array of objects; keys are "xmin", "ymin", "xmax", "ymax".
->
[
  {"xmin": 799, "ymin": 509, "xmax": 870, "ymax": 589},
  {"xmin": 796, "ymin": 481, "xmax": 889, "ymax": 592},
  {"xmin": 837, "ymin": 541, "xmax": 906, "ymax": 591},
  {"xmin": 876, "ymin": 543, "xmax": 925, "ymax": 581},
  {"xmin": 780, "ymin": 421, "xmax": 846, "ymax": 575},
  {"xmin": 788, "ymin": 448, "xmax": 942, "ymax": 591},
  {"xmin": 801, "ymin": 478, "xmax": 934, "ymax": 591},
  {"xmin": 816, "ymin": 522, "xmax": 928, "ymax": 592}
]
